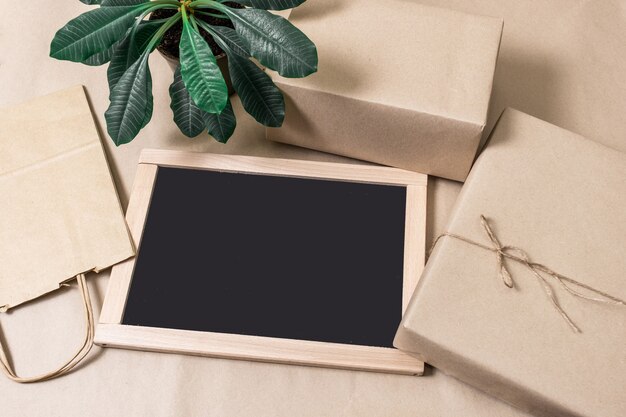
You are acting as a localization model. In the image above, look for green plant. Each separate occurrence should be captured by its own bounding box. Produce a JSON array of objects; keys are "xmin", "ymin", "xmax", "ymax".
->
[{"xmin": 50, "ymin": 0, "xmax": 317, "ymax": 145}]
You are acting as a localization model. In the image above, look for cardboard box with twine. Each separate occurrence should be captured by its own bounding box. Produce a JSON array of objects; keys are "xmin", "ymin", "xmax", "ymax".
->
[{"xmin": 394, "ymin": 109, "xmax": 626, "ymax": 417}]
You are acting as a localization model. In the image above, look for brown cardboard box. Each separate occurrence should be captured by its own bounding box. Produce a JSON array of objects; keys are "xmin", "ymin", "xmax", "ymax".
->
[
  {"xmin": 394, "ymin": 108, "xmax": 626, "ymax": 417},
  {"xmin": 266, "ymin": 0, "xmax": 503, "ymax": 181}
]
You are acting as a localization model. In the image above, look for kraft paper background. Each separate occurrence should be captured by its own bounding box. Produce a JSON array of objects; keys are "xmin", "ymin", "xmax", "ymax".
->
[{"xmin": 0, "ymin": 0, "xmax": 624, "ymax": 416}]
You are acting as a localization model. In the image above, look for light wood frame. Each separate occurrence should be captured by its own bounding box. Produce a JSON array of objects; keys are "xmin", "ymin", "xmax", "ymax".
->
[{"xmin": 96, "ymin": 150, "xmax": 428, "ymax": 375}]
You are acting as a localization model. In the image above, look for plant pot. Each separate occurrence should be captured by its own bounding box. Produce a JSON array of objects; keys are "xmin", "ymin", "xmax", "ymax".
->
[{"xmin": 157, "ymin": 48, "xmax": 235, "ymax": 96}]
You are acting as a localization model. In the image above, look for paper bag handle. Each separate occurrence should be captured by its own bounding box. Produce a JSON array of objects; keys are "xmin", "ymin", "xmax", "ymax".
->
[{"xmin": 0, "ymin": 274, "xmax": 95, "ymax": 383}]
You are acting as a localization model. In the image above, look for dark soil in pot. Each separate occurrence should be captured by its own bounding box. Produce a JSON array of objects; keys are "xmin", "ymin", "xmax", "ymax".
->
[{"xmin": 150, "ymin": 3, "xmax": 244, "ymax": 95}]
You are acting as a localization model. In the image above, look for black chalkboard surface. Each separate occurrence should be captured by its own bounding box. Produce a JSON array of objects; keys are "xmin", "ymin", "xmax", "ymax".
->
[
  {"xmin": 97, "ymin": 151, "xmax": 427, "ymax": 374},
  {"xmin": 123, "ymin": 167, "xmax": 407, "ymax": 348}
]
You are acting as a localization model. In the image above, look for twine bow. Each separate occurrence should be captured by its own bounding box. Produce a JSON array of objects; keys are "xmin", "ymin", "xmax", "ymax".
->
[{"xmin": 431, "ymin": 216, "xmax": 626, "ymax": 333}]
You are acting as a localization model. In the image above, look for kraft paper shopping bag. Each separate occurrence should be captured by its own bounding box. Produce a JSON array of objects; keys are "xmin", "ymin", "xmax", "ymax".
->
[{"xmin": 0, "ymin": 86, "xmax": 134, "ymax": 382}]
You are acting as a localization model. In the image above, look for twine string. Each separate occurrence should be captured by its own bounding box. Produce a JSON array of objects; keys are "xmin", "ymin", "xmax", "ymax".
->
[
  {"xmin": 431, "ymin": 216, "xmax": 626, "ymax": 333},
  {"xmin": 0, "ymin": 273, "xmax": 95, "ymax": 383}
]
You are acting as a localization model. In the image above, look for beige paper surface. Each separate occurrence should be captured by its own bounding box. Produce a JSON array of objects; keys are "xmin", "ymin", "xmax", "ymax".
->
[
  {"xmin": 0, "ymin": 0, "xmax": 624, "ymax": 416},
  {"xmin": 0, "ymin": 86, "xmax": 134, "ymax": 310},
  {"xmin": 395, "ymin": 109, "xmax": 626, "ymax": 417},
  {"xmin": 267, "ymin": 0, "xmax": 503, "ymax": 181}
]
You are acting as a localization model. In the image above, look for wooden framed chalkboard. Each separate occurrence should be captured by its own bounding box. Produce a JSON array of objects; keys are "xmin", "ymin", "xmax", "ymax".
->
[{"xmin": 96, "ymin": 150, "xmax": 427, "ymax": 375}]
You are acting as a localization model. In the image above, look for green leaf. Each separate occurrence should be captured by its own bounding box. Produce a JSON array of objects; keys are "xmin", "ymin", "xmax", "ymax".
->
[
  {"xmin": 133, "ymin": 20, "xmax": 165, "ymax": 49},
  {"xmin": 105, "ymin": 50, "xmax": 153, "ymax": 145},
  {"xmin": 204, "ymin": 100, "xmax": 236, "ymax": 143},
  {"xmin": 50, "ymin": 5, "xmax": 146, "ymax": 62},
  {"xmin": 85, "ymin": 18, "xmax": 158, "ymax": 66},
  {"xmin": 179, "ymin": 20, "xmax": 228, "ymax": 114},
  {"xmin": 224, "ymin": 8, "xmax": 317, "ymax": 78},
  {"xmin": 169, "ymin": 65, "xmax": 207, "ymax": 138},
  {"xmin": 170, "ymin": 64, "xmax": 236, "ymax": 141},
  {"xmin": 101, "ymin": 0, "xmax": 148, "ymax": 5},
  {"xmin": 207, "ymin": 25, "xmax": 250, "ymax": 57},
  {"xmin": 107, "ymin": 20, "xmax": 162, "ymax": 90},
  {"xmin": 80, "ymin": 0, "xmax": 101, "ymax": 5},
  {"xmin": 82, "ymin": 41, "xmax": 117, "ymax": 65},
  {"xmin": 228, "ymin": 53, "xmax": 284, "ymax": 127},
  {"xmin": 234, "ymin": 0, "xmax": 306, "ymax": 11}
]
